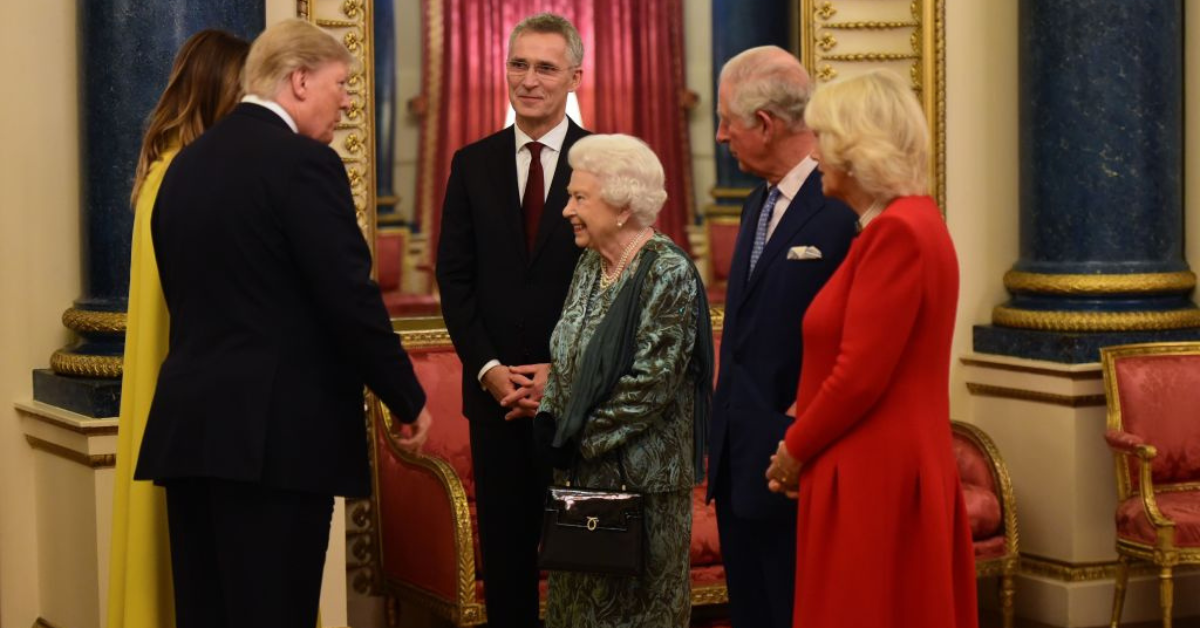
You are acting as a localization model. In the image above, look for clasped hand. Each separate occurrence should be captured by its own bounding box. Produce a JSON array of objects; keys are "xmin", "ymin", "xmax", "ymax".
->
[
  {"xmin": 482, "ymin": 363, "xmax": 549, "ymax": 420},
  {"xmin": 765, "ymin": 440, "xmax": 801, "ymax": 499}
]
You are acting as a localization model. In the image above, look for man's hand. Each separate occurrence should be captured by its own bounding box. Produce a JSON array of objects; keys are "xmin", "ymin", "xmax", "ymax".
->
[
  {"xmin": 481, "ymin": 364, "xmax": 517, "ymax": 405},
  {"xmin": 395, "ymin": 407, "xmax": 433, "ymax": 455},
  {"xmin": 501, "ymin": 363, "xmax": 550, "ymax": 421},
  {"xmin": 765, "ymin": 440, "xmax": 801, "ymax": 499}
]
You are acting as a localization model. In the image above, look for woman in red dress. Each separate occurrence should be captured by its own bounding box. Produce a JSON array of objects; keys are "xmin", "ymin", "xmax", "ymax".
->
[{"xmin": 765, "ymin": 69, "xmax": 978, "ymax": 628}]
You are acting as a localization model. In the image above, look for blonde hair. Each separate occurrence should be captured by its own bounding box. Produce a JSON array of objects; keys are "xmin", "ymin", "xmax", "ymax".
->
[
  {"xmin": 243, "ymin": 19, "xmax": 355, "ymax": 100},
  {"xmin": 804, "ymin": 69, "xmax": 929, "ymax": 198},
  {"xmin": 131, "ymin": 30, "xmax": 249, "ymax": 206},
  {"xmin": 568, "ymin": 134, "xmax": 668, "ymax": 227},
  {"xmin": 719, "ymin": 46, "xmax": 811, "ymax": 131}
]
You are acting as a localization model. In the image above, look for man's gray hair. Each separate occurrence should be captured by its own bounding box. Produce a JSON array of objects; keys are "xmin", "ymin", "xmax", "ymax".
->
[
  {"xmin": 508, "ymin": 13, "xmax": 584, "ymax": 68},
  {"xmin": 568, "ymin": 134, "xmax": 668, "ymax": 227},
  {"xmin": 719, "ymin": 46, "xmax": 811, "ymax": 131}
]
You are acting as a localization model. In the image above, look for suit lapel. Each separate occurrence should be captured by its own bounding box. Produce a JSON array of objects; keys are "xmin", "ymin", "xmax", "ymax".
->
[
  {"xmin": 726, "ymin": 184, "xmax": 768, "ymax": 313},
  {"xmin": 488, "ymin": 127, "xmax": 529, "ymax": 265},
  {"xmin": 740, "ymin": 171, "xmax": 828, "ymax": 300},
  {"xmin": 529, "ymin": 120, "xmax": 587, "ymax": 266}
]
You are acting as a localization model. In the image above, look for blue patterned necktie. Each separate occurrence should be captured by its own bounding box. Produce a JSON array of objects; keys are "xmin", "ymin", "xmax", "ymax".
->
[{"xmin": 748, "ymin": 186, "xmax": 782, "ymax": 277}]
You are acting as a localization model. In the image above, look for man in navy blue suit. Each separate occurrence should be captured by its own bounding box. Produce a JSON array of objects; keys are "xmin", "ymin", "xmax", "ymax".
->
[{"xmin": 708, "ymin": 46, "xmax": 858, "ymax": 628}]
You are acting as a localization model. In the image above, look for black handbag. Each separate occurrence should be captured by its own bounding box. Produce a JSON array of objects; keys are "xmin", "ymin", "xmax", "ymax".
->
[{"xmin": 538, "ymin": 453, "xmax": 645, "ymax": 576}]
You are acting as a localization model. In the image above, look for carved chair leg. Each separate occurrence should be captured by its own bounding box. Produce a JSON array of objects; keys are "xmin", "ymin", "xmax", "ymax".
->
[
  {"xmin": 1111, "ymin": 554, "xmax": 1131, "ymax": 628},
  {"xmin": 1160, "ymin": 565, "xmax": 1174, "ymax": 628},
  {"xmin": 999, "ymin": 567, "xmax": 1016, "ymax": 628}
]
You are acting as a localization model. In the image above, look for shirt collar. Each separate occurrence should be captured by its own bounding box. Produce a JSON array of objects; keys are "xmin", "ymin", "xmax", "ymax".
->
[
  {"xmin": 241, "ymin": 95, "xmax": 298, "ymax": 134},
  {"xmin": 773, "ymin": 156, "xmax": 819, "ymax": 204},
  {"xmin": 514, "ymin": 116, "xmax": 570, "ymax": 155}
]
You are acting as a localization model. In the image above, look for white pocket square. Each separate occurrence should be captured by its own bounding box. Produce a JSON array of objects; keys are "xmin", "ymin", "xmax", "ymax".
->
[{"xmin": 787, "ymin": 245, "xmax": 823, "ymax": 260}]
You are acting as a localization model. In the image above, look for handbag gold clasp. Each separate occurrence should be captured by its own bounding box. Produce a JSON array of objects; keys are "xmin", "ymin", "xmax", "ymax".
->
[{"xmin": 586, "ymin": 516, "xmax": 599, "ymax": 531}]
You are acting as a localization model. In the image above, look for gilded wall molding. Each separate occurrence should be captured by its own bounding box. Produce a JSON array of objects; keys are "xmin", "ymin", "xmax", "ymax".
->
[
  {"xmin": 25, "ymin": 435, "xmax": 116, "ymax": 469},
  {"xmin": 1018, "ymin": 553, "xmax": 1197, "ymax": 583},
  {"xmin": 993, "ymin": 305, "xmax": 1200, "ymax": 332},
  {"xmin": 959, "ymin": 357, "xmax": 1102, "ymax": 381},
  {"xmin": 50, "ymin": 350, "xmax": 122, "ymax": 378},
  {"xmin": 1004, "ymin": 270, "xmax": 1197, "ymax": 295},
  {"xmin": 965, "ymin": 383, "xmax": 1106, "ymax": 408},
  {"xmin": 799, "ymin": 0, "xmax": 946, "ymax": 209},
  {"xmin": 298, "ymin": 0, "xmax": 377, "ymax": 251}
]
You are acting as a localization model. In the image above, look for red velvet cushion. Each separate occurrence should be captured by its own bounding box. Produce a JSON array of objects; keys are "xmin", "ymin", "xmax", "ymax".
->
[
  {"xmin": 376, "ymin": 232, "xmax": 403, "ymax": 291},
  {"xmin": 1115, "ymin": 490, "xmax": 1200, "ymax": 547},
  {"xmin": 973, "ymin": 535, "xmax": 1008, "ymax": 560},
  {"xmin": 962, "ymin": 484, "xmax": 1002, "ymax": 540},
  {"xmin": 1114, "ymin": 354, "xmax": 1200, "ymax": 487},
  {"xmin": 691, "ymin": 483, "xmax": 722, "ymax": 567},
  {"xmin": 410, "ymin": 349, "xmax": 475, "ymax": 500},
  {"xmin": 707, "ymin": 221, "xmax": 739, "ymax": 283}
]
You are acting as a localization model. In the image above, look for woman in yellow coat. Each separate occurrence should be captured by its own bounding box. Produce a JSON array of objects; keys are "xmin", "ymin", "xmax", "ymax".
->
[{"xmin": 107, "ymin": 30, "xmax": 249, "ymax": 628}]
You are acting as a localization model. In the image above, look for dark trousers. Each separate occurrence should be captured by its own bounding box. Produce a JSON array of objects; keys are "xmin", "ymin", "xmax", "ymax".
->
[
  {"xmin": 164, "ymin": 478, "xmax": 334, "ymax": 628},
  {"xmin": 469, "ymin": 416, "xmax": 550, "ymax": 628},
  {"xmin": 714, "ymin": 456, "xmax": 798, "ymax": 628}
]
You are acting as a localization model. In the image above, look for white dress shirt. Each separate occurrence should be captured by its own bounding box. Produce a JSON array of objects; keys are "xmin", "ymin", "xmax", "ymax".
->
[
  {"xmin": 240, "ymin": 94, "xmax": 298, "ymax": 133},
  {"xmin": 765, "ymin": 156, "xmax": 819, "ymax": 241},
  {"xmin": 477, "ymin": 116, "xmax": 572, "ymax": 383}
]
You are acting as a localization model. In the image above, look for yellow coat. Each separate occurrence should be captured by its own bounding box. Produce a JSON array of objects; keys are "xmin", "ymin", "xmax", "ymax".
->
[{"xmin": 107, "ymin": 149, "xmax": 178, "ymax": 628}]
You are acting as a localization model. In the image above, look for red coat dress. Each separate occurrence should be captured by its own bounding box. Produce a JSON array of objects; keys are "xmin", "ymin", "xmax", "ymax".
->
[{"xmin": 784, "ymin": 195, "xmax": 978, "ymax": 628}]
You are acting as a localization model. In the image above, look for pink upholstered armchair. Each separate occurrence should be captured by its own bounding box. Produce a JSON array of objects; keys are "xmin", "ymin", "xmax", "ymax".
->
[
  {"xmin": 951, "ymin": 421, "xmax": 1019, "ymax": 628},
  {"xmin": 1100, "ymin": 342, "xmax": 1200, "ymax": 628}
]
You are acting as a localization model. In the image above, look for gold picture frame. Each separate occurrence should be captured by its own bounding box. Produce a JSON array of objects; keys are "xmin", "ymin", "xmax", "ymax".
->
[
  {"xmin": 297, "ymin": 0, "xmax": 378, "ymax": 250},
  {"xmin": 799, "ymin": 0, "xmax": 945, "ymax": 209}
]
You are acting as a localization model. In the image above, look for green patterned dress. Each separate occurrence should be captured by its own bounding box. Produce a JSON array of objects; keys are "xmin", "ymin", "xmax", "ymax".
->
[{"xmin": 540, "ymin": 233, "xmax": 699, "ymax": 628}]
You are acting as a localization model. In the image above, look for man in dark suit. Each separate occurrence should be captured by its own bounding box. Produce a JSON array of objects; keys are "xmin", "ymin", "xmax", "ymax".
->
[
  {"xmin": 708, "ymin": 46, "xmax": 858, "ymax": 628},
  {"xmin": 435, "ymin": 12, "xmax": 588, "ymax": 628},
  {"xmin": 135, "ymin": 20, "xmax": 430, "ymax": 628}
]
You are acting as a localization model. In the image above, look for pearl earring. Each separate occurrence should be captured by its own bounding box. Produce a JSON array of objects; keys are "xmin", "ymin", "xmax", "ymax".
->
[{"xmin": 617, "ymin": 221, "xmax": 624, "ymax": 227}]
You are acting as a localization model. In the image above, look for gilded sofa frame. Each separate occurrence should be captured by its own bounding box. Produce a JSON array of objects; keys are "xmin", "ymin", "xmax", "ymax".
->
[
  {"xmin": 366, "ymin": 317, "xmax": 729, "ymax": 626},
  {"xmin": 952, "ymin": 420, "xmax": 1019, "ymax": 628}
]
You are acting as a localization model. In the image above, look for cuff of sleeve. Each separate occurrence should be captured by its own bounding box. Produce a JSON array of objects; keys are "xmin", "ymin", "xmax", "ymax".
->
[{"xmin": 477, "ymin": 359, "xmax": 501, "ymax": 386}]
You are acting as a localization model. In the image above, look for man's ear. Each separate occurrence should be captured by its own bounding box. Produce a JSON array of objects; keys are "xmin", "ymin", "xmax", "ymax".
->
[
  {"xmin": 289, "ymin": 68, "xmax": 309, "ymax": 101},
  {"xmin": 755, "ymin": 109, "xmax": 775, "ymax": 138}
]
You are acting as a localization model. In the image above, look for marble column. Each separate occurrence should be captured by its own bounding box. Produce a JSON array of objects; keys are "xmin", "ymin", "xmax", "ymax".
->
[
  {"xmin": 33, "ymin": 1, "xmax": 264, "ymax": 417},
  {"xmin": 974, "ymin": 0, "xmax": 1200, "ymax": 364},
  {"xmin": 710, "ymin": 0, "xmax": 791, "ymax": 204}
]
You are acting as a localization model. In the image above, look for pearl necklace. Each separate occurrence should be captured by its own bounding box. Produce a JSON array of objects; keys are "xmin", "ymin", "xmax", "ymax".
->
[{"xmin": 600, "ymin": 227, "xmax": 652, "ymax": 289}]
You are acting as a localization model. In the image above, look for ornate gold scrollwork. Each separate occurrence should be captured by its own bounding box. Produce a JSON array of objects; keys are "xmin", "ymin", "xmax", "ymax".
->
[{"xmin": 800, "ymin": 0, "xmax": 945, "ymax": 208}]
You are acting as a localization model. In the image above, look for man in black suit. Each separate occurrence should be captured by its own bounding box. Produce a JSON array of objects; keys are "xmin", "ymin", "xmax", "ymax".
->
[
  {"xmin": 435, "ymin": 13, "xmax": 588, "ymax": 628},
  {"xmin": 135, "ymin": 19, "xmax": 430, "ymax": 628},
  {"xmin": 708, "ymin": 46, "xmax": 858, "ymax": 628}
]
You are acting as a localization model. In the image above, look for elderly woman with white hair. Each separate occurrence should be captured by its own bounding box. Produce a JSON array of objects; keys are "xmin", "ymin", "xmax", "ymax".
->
[
  {"xmin": 534, "ymin": 133, "xmax": 713, "ymax": 628},
  {"xmin": 764, "ymin": 69, "xmax": 978, "ymax": 627}
]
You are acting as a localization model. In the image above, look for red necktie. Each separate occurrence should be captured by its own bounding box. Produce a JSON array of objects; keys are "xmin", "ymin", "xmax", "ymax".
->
[{"xmin": 522, "ymin": 141, "xmax": 545, "ymax": 252}]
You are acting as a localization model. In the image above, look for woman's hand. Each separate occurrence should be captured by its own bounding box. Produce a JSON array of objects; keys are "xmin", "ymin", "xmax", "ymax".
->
[{"xmin": 765, "ymin": 440, "xmax": 801, "ymax": 499}]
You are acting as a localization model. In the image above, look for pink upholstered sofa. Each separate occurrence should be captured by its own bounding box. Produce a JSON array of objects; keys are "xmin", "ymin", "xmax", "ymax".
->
[{"xmin": 368, "ymin": 316, "xmax": 727, "ymax": 626}]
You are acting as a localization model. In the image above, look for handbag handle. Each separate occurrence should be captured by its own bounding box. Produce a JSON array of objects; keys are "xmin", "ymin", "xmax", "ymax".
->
[{"xmin": 567, "ymin": 447, "xmax": 632, "ymax": 491}]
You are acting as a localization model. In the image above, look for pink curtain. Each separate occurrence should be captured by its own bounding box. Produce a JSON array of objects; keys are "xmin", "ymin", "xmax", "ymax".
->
[
  {"xmin": 589, "ymin": 0, "xmax": 692, "ymax": 251},
  {"xmin": 416, "ymin": 0, "xmax": 693, "ymax": 259}
]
